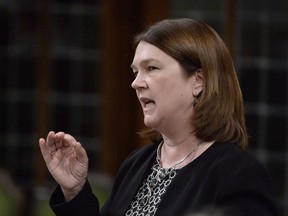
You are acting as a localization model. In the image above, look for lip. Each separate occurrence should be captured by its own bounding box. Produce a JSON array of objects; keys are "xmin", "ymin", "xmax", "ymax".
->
[
  {"xmin": 139, "ymin": 96, "xmax": 155, "ymax": 111},
  {"xmin": 139, "ymin": 97, "xmax": 152, "ymax": 103}
]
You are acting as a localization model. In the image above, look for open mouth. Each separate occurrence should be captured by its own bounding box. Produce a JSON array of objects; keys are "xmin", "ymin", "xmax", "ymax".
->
[{"xmin": 140, "ymin": 97, "xmax": 155, "ymax": 109}]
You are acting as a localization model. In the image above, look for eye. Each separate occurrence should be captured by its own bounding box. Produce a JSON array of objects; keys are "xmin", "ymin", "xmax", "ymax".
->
[
  {"xmin": 147, "ymin": 66, "xmax": 158, "ymax": 71},
  {"xmin": 132, "ymin": 70, "xmax": 138, "ymax": 77}
]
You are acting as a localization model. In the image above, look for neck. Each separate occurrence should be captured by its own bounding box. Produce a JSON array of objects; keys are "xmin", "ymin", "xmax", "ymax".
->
[
  {"xmin": 157, "ymin": 139, "xmax": 201, "ymax": 169},
  {"xmin": 159, "ymin": 135, "xmax": 214, "ymax": 169}
]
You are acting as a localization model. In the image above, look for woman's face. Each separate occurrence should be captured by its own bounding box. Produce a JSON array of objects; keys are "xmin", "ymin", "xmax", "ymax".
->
[{"xmin": 131, "ymin": 41, "xmax": 200, "ymax": 134}]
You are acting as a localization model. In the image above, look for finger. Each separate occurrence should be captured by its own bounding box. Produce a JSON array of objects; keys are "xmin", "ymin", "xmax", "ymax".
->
[
  {"xmin": 46, "ymin": 131, "xmax": 57, "ymax": 151},
  {"xmin": 62, "ymin": 133, "xmax": 78, "ymax": 147},
  {"xmin": 55, "ymin": 131, "xmax": 65, "ymax": 149},
  {"xmin": 74, "ymin": 142, "xmax": 88, "ymax": 164},
  {"xmin": 39, "ymin": 138, "xmax": 52, "ymax": 163}
]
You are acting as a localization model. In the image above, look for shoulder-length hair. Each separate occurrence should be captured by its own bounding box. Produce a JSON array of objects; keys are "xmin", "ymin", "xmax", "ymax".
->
[{"xmin": 133, "ymin": 18, "xmax": 248, "ymax": 150}]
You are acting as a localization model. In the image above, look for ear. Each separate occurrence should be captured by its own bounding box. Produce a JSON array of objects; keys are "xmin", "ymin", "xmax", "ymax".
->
[{"xmin": 192, "ymin": 69, "xmax": 204, "ymax": 97}]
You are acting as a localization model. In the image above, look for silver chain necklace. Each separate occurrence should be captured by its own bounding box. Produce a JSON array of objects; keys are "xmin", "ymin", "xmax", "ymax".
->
[
  {"xmin": 156, "ymin": 140, "xmax": 201, "ymax": 170},
  {"xmin": 132, "ymin": 140, "xmax": 201, "ymax": 210}
]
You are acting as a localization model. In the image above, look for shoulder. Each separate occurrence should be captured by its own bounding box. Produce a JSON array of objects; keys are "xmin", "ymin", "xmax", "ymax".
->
[
  {"xmin": 218, "ymin": 142, "xmax": 272, "ymax": 182},
  {"xmin": 122, "ymin": 142, "xmax": 158, "ymax": 165},
  {"xmin": 128, "ymin": 142, "xmax": 158, "ymax": 158},
  {"xmin": 203, "ymin": 142, "xmax": 271, "ymax": 184},
  {"xmin": 207, "ymin": 142, "xmax": 265, "ymax": 170},
  {"xmin": 192, "ymin": 142, "xmax": 276, "ymax": 199},
  {"xmin": 113, "ymin": 142, "xmax": 158, "ymax": 180},
  {"xmin": 191, "ymin": 142, "xmax": 270, "ymax": 186},
  {"xmin": 208, "ymin": 143, "xmax": 279, "ymax": 215}
]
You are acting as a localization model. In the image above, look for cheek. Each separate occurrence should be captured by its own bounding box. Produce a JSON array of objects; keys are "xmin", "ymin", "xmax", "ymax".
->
[
  {"xmin": 170, "ymin": 87, "xmax": 194, "ymax": 109},
  {"xmin": 157, "ymin": 90, "xmax": 187, "ymax": 109},
  {"xmin": 152, "ymin": 75, "xmax": 192, "ymax": 102}
]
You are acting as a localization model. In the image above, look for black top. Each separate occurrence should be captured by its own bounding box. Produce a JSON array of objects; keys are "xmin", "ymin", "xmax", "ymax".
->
[{"xmin": 50, "ymin": 142, "xmax": 279, "ymax": 216}]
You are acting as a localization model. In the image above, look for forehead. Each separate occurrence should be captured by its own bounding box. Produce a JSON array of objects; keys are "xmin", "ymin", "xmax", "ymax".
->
[{"xmin": 131, "ymin": 41, "xmax": 175, "ymax": 67}]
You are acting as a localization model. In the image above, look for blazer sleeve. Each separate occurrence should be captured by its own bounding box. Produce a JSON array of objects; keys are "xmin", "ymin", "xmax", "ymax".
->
[{"xmin": 50, "ymin": 180, "xmax": 101, "ymax": 216}]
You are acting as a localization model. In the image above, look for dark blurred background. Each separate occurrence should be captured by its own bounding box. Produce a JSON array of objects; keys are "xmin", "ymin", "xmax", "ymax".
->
[{"xmin": 0, "ymin": 0, "xmax": 287, "ymax": 215}]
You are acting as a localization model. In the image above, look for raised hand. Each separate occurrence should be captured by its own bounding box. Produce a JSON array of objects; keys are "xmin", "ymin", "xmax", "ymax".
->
[{"xmin": 39, "ymin": 131, "xmax": 89, "ymax": 201}]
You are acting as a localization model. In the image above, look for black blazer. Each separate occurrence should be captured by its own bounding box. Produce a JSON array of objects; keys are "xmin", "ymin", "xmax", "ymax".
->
[{"xmin": 50, "ymin": 142, "xmax": 279, "ymax": 216}]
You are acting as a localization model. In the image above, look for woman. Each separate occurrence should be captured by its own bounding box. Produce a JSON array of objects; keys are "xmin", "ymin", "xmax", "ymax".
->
[{"xmin": 39, "ymin": 18, "xmax": 279, "ymax": 216}]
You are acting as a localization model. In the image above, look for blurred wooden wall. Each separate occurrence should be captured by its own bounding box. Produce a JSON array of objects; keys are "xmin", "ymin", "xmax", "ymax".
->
[
  {"xmin": 34, "ymin": 0, "xmax": 234, "ymax": 177},
  {"xmin": 99, "ymin": 0, "xmax": 169, "ymax": 175},
  {"xmin": 99, "ymin": 0, "xmax": 235, "ymax": 175}
]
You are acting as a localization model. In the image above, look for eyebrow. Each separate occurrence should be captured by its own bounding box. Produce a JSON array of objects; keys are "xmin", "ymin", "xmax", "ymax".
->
[{"xmin": 130, "ymin": 58, "xmax": 159, "ymax": 69}]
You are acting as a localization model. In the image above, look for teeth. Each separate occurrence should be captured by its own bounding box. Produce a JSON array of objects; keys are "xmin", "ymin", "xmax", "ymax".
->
[
  {"xmin": 139, "ymin": 97, "xmax": 155, "ymax": 109},
  {"xmin": 145, "ymin": 101, "xmax": 155, "ymax": 108}
]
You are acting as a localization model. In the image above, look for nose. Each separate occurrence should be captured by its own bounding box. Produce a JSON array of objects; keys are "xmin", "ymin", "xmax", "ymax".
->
[{"xmin": 131, "ymin": 72, "xmax": 147, "ymax": 90}]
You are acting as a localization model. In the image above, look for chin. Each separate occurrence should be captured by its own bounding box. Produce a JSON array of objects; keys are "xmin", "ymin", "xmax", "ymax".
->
[
  {"xmin": 143, "ymin": 117, "xmax": 156, "ymax": 128},
  {"xmin": 144, "ymin": 117, "xmax": 161, "ymax": 130}
]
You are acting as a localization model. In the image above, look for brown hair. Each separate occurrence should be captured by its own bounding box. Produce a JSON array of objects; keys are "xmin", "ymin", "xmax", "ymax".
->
[{"xmin": 134, "ymin": 18, "xmax": 248, "ymax": 150}]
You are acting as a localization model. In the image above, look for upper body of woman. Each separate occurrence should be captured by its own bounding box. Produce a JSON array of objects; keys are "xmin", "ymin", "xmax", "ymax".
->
[{"xmin": 39, "ymin": 18, "xmax": 279, "ymax": 216}]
